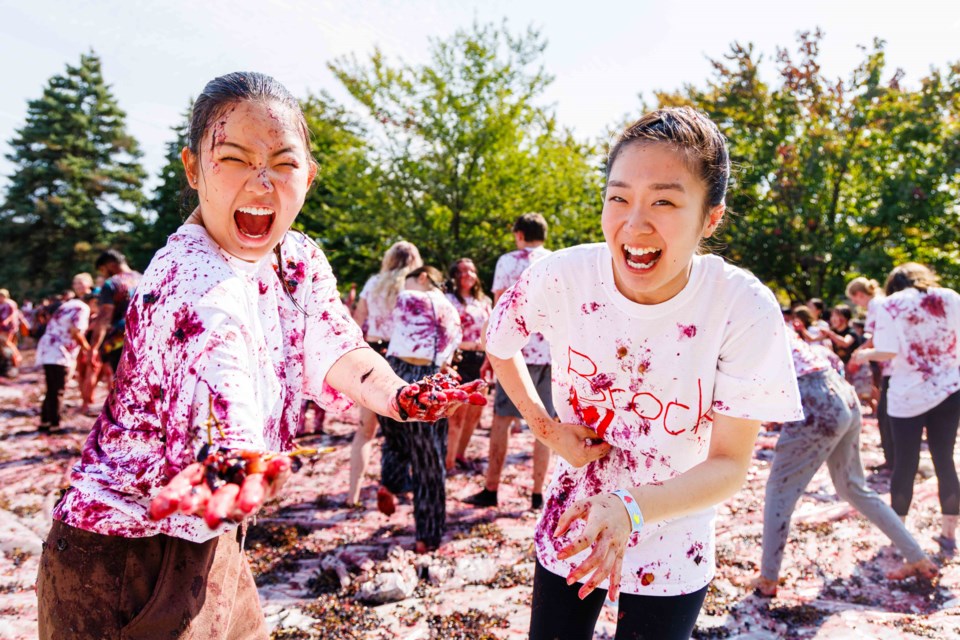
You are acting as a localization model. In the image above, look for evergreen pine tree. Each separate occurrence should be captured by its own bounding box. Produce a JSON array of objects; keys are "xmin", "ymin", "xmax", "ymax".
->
[
  {"xmin": 0, "ymin": 51, "xmax": 145, "ymax": 296},
  {"xmin": 128, "ymin": 105, "xmax": 194, "ymax": 270}
]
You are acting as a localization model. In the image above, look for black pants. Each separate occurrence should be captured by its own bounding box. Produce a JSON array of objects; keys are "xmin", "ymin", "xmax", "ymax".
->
[
  {"xmin": 877, "ymin": 375, "xmax": 895, "ymax": 466},
  {"xmin": 379, "ymin": 357, "xmax": 448, "ymax": 548},
  {"xmin": 890, "ymin": 389, "xmax": 960, "ymax": 516},
  {"xmin": 41, "ymin": 365, "xmax": 68, "ymax": 427},
  {"xmin": 529, "ymin": 561, "xmax": 707, "ymax": 640}
]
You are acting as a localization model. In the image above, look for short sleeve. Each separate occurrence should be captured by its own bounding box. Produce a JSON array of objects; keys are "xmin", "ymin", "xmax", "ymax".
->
[
  {"xmin": 486, "ymin": 264, "xmax": 549, "ymax": 360},
  {"xmin": 76, "ymin": 304, "xmax": 90, "ymax": 334},
  {"xmin": 713, "ymin": 293, "xmax": 803, "ymax": 422},
  {"xmin": 98, "ymin": 280, "xmax": 117, "ymax": 307},
  {"xmin": 358, "ymin": 276, "xmax": 376, "ymax": 301},
  {"xmin": 302, "ymin": 249, "xmax": 368, "ymax": 409},
  {"xmin": 491, "ymin": 254, "xmax": 512, "ymax": 293},
  {"xmin": 871, "ymin": 302, "xmax": 899, "ymax": 354}
]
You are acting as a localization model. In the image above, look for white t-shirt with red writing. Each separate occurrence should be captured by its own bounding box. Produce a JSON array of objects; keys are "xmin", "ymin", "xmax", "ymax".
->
[
  {"xmin": 36, "ymin": 299, "xmax": 90, "ymax": 367},
  {"xmin": 873, "ymin": 286, "xmax": 960, "ymax": 418},
  {"xmin": 486, "ymin": 243, "xmax": 802, "ymax": 596},
  {"xmin": 492, "ymin": 246, "xmax": 552, "ymax": 365}
]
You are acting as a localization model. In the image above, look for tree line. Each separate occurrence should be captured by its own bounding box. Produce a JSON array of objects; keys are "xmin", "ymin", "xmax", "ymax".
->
[{"xmin": 2, "ymin": 24, "xmax": 958, "ymax": 303}]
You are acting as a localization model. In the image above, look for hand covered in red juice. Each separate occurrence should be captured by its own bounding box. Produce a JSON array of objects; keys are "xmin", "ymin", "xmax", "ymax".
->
[{"xmin": 392, "ymin": 373, "xmax": 488, "ymax": 421}]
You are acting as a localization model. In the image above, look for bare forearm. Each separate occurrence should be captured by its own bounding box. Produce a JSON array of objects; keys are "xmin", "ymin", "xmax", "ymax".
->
[
  {"xmin": 628, "ymin": 416, "xmax": 760, "ymax": 525},
  {"xmin": 487, "ymin": 352, "xmax": 554, "ymax": 441},
  {"xmin": 325, "ymin": 348, "xmax": 405, "ymax": 419},
  {"xmin": 628, "ymin": 454, "xmax": 752, "ymax": 525}
]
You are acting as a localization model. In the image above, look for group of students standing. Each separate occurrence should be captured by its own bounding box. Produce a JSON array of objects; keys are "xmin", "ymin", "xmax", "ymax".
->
[
  {"xmin": 28, "ymin": 69, "xmax": 959, "ymax": 640},
  {"xmin": 24, "ymin": 250, "xmax": 142, "ymax": 431},
  {"xmin": 345, "ymin": 212, "xmax": 554, "ymax": 552}
]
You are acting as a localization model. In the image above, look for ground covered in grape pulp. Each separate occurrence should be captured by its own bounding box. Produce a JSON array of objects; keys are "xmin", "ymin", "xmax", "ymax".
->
[{"xmin": 1, "ymin": 346, "xmax": 959, "ymax": 638}]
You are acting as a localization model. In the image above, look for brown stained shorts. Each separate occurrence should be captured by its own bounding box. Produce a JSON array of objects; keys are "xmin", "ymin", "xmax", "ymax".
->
[{"xmin": 36, "ymin": 519, "xmax": 267, "ymax": 640}]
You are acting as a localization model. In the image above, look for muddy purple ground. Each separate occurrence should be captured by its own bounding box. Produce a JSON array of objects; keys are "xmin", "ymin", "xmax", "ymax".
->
[{"xmin": 1, "ymin": 346, "xmax": 959, "ymax": 638}]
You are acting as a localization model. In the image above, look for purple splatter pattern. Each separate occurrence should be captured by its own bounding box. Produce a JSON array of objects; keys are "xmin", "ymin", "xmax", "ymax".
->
[{"xmin": 677, "ymin": 323, "xmax": 697, "ymax": 339}]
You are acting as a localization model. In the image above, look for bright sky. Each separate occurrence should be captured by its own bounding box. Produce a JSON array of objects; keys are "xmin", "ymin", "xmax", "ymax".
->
[{"xmin": 2, "ymin": 0, "xmax": 958, "ymax": 195}]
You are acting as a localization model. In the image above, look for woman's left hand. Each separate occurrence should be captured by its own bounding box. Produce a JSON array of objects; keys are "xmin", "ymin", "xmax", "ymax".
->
[{"xmin": 553, "ymin": 492, "xmax": 633, "ymax": 601}]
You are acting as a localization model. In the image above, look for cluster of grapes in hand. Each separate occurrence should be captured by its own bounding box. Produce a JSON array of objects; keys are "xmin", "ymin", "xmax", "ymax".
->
[
  {"xmin": 394, "ymin": 372, "xmax": 487, "ymax": 421},
  {"xmin": 150, "ymin": 374, "xmax": 484, "ymax": 528},
  {"xmin": 149, "ymin": 399, "xmax": 313, "ymax": 528}
]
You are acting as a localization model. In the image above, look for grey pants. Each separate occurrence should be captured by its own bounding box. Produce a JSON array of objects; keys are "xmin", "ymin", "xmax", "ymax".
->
[{"xmin": 761, "ymin": 369, "xmax": 926, "ymax": 580}]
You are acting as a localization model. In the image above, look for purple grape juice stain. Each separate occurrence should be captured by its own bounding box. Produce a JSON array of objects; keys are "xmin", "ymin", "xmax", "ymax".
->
[
  {"xmin": 677, "ymin": 323, "xmax": 697, "ymax": 339},
  {"xmin": 920, "ymin": 293, "xmax": 946, "ymax": 318},
  {"xmin": 171, "ymin": 307, "xmax": 204, "ymax": 344},
  {"xmin": 590, "ymin": 372, "xmax": 615, "ymax": 394}
]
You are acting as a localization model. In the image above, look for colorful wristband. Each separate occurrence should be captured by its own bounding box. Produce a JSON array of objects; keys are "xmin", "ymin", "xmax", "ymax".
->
[{"xmin": 611, "ymin": 489, "xmax": 644, "ymax": 534}]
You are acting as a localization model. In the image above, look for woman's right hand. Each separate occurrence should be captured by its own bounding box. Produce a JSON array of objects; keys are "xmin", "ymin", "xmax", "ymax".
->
[
  {"xmin": 148, "ymin": 454, "xmax": 292, "ymax": 527},
  {"xmin": 546, "ymin": 421, "xmax": 611, "ymax": 468}
]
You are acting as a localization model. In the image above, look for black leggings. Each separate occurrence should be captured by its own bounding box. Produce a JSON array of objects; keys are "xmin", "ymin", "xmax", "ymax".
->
[
  {"xmin": 890, "ymin": 389, "xmax": 960, "ymax": 516},
  {"xmin": 529, "ymin": 561, "xmax": 707, "ymax": 640},
  {"xmin": 41, "ymin": 364, "xmax": 68, "ymax": 426}
]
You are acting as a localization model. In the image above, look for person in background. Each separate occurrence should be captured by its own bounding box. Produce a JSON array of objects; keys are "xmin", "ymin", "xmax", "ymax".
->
[
  {"xmin": 0, "ymin": 289, "xmax": 21, "ymax": 368},
  {"xmin": 853, "ymin": 262, "xmax": 960, "ymax": 555},
  {"xmin": 751, "ymin": 325, "xmax": 936, "ymax": 597},
  {"xmin": 37, "ymin": 274, "xmax": 93, "ymax": 431},
  {"xmin": 445, "ymin": 257, "xmax": 492, "ymax": 473},
  {"xmin": 465, "ymin": 213, "xmax": 554, "ymax": 510},
  {"xmin": 820, "ymin": 304, "xmax": 861, "ymax": 364},
  {"xmin": 347, "ymin": 241, "xmax": 423, "ymax": 506},
  {"xmin": 88, "ymin": 249, "xmax": 142, "ymax": 385},
  {"xmin": 376, "ymin": 265, "xmax": 463, "ymax": 552},
  {"xmin": 805, "ymin": 298, "xmax": 830, "ymax": 343}
]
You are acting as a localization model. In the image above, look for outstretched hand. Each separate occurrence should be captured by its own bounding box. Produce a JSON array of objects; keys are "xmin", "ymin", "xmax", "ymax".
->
[
  {"xmin": 393, "ymin": 372, "xmax": 487, "ymax": 422},
  {"xmin": 553, "ymin": 492, "xmax": 633, "ymax": 602},
  {"xmin": 148, "ymin": 450, "xmax": 292, "ymax": 528}
]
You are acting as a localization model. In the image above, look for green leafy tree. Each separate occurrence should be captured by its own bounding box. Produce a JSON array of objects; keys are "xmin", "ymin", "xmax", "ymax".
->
[
  {"xmin": 652, "ymin": 31, "xmax": 960, "ymax": 301},
  {"xmin": 128, "ymin": 106, "xmax": 194, "ymax": 271},
  {"xmin": 0, "ymin": 51, "xmax": 145, "ymax": 297},
  {"xmin": 328, "ymin": 21, "xmax": 602, "ymax": 284},
  {"xmin": 293, "ymin": 92, "xmax": 385, "ymax": 292}
]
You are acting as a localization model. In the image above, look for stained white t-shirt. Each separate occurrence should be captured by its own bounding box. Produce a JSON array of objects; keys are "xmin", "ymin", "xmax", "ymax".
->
[
  {"xmin": 492, "ymin": 246, "xmax": 552, "ymax": 365},
  {"xmin": 55, "ymin": 225, "xmax": 367, "ymax": 541},
  {"xmin": 873, "ymin": 287, "xmax": 960, "ymax": 418},
  {"xmin": 865, "ymin": 295, "xmax": 892, "ymax": 376},
  {"xmin": 486, "ymin": 244, "xmax": 802, "ymax": 596},
  {"xmin": 386, "ymin": 289, "xmax": 462, "ymax": 367},
  {"xmin": 446, "ymin": 293, "xmax": 491, "ymax": 346},
  {"xmin": 36, "ymin": 299, "xmax": 90, "ymax": 367},
  {"xmin": 359, "ymin": 274, "xmax": 398, "ymax": 341}
]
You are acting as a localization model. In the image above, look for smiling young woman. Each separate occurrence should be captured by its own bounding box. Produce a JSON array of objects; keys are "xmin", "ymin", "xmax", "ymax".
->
[{"xmin": 485, "ymin": 107, "xmax": 803, "ymax": 639}]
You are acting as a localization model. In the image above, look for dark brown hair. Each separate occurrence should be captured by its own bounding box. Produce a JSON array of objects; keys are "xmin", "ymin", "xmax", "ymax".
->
[
  {"xmin": 885, "ymin": 262, "xmax": 939, "ymax": 295},
  {"xmin": 406, "ymin": 265, "xmax": 445, "ymax": 290},
  {"xmin": 447, "ymin": 258, "xmax": 489, "ymax": 304},
  {"xmin": 512, "ymin": 213, "xmax": 548, "ymax": 242},
  {"xmin": 606, "ymin": 107, "xmax": 730, "ymax": 218}
]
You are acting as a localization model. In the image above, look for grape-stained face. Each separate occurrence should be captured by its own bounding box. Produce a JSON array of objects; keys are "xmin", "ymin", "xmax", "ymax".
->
[
  {"xmin": 182, "ymin": 100, "xmax": 317, "ymax": 262},
  {"xmin": 601, "ymin": 142, "xmax": 724, "ymax": 305}
]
